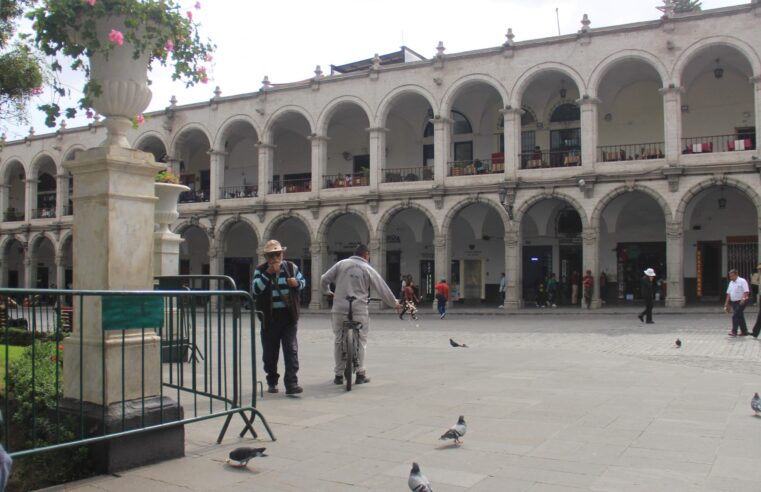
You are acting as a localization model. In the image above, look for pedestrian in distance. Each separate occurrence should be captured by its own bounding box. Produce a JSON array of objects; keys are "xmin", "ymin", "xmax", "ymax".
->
[
  {"xmin": 546, "ymin": 273, "xmax": 558, "ymax": 308},
  {"xmin": 582, "ymin": 270, "xmax": 594, "ymax": 309},
  {"xmin": 752, "ymin": 263, "xmax": 761, "ymax": 338},
  {"xmin": 434, "ymin": 278, "xmax": 449, "ymax": 319},
  {"xmin": 570, "ymin": 270, "xmax": 580, "ymax": 305},
  {"xmin": 725, "ymin": 268, "xmax": 750, "ymax": 337},
  {"xmin": 252, "ymin": 239, "xmax": 306, "ymax": 395},
  {"xmin": 498, "ymin": 272, "xmax": 506, "ymax": 308},
  {"xmin": 638, "ymin": 268, "xmax": 656, "ymax": 324},
  {"xmin": 400, "ymin": 280, "xmax": 420, "ymax": 320},
  {"xmin": 751, "ymin": 262, "xmax": 760, "ymax": 306},
  {"xmin": 599, "ymin": 270, "xmax": 608, "ymax": 305}
]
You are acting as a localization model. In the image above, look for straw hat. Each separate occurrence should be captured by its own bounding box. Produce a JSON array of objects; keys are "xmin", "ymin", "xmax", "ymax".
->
[
  {"xmin": 262, "ymin": 239, "xmax": 286, "ymax": 254},
  {"xmin": 644, "ymin": 268, "xmax": 656, "ymax": 277}
]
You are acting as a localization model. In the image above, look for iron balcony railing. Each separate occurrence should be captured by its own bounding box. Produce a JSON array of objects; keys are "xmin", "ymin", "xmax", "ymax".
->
[
  {"xmin": 219, "ymin": 185, "xmax": 258, "ymax": 199},
  {"xmin": 519, "ymin": 149, "xmax": 582, "ymax": 169},
  {"xmin": 323, "ymin": 173, "xmax": 369, "ymax": 189},
  {"xmin": 382, "ymin": 166, "xmax": 433, "ymax": 183},
  {"xmin": 681, "ymin": 134, "xmax": 756, "ymax": 154},
  {"xmin": 597, "ymin": 142, "xmax": 665, "ymax": 162},
  {"xmin": 31, "ymin": 208, "xmax": 57, "ymax": 219},
  {"xmin": 0, "ymin": 279, "xmax": 274, "ymax": 460},
  {"xmin": 179, "ymin": 188, "xmax": 211, "ymax": 203},
  {"xmin": 270, "ymin": 178, "xmax": 312, "ymax": 194},
  {"xmin": 447, "ymin": 158, "xmax": 504, "ymax": 176},
  {"xmin": 3, "ymin": 209, "xmax": 24, "ymax": 222}
]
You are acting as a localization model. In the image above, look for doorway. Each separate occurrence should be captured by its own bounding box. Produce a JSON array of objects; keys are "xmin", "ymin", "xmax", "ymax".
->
[
  {"xmin": 697, "ymin": 241, "xmax": 722, "ymax": 300},
  {"xmin": 462, "ymin": 259, "xmax": 482, "ymax": 303},
  {"xmin": 387, "ymin": 251, "xmax": 401, "ymax": 297},
  {"xmin": 522, "ymin": 245, "xmax": 552, "ymax": 302},
  {"xmin": 419, "ymin": 260, "xmax": 434, "ymax": 302},
  {"xmin": 558, "ymin": 244, "xmax": 582, "ymax": 305}
]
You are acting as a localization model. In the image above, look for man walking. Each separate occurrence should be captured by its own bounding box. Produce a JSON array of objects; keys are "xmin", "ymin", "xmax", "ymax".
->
[
  {"xmin": 498, "ymin": 273, "xmax": 506, "ymax": 308},
  {"xmin": 638, "ymin": 268, "xmax": 656, "ymax": 324},
  {"xmin": 725, "ymin": 268, "xmax": 750, "ymax": 337},
  {"xmin": 434, "ymin": 278, "xmax": 449, "ymax": 319},
  {"xmin": 582, "ymin": 270, "xmax": 594, "ymax": 309},
  {"xmin": 753, "ymin": 264, "xmax": 761, "ymax": 338},
  {"xmin": 570, "ymin": 270, "xmax": 580, "ymax": 305},
  {"xmin": 252, "ymin": 240, "xmax": 306, "ymax": 395},
  {"xmin": 321, "ymin": 244, "xmax": 401, "ymax": 385}
]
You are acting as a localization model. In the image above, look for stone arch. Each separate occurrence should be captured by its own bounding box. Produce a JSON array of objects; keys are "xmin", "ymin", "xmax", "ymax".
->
[
  {"xmin": 317, "ymin": 207, "xmax": 373, "ymax": 244},
  {"xmin": 510, "ymin": 62, "xmax": 587, "ymax": 107},
  {"xmin": 674, "ymin": 177, "xmax": 761, "ymax": 225},
  {"xmin": 377, "ymin": 202, "xmax": 441, "ymax": 239},
  {"xmin": 214, "ymin": 114, "xmax": 262, "ymax": 150},
  {"xmin": 133, "ymin": 131, "xmax": 169, "ymax": 156},
  {"xmin": 316, "ymin": 96, "xmax": 374, "ymax": 136},
  {"xmin": 514, "ymin": 191, "xmax": 590, "ymax": 229},
  {"xmin": 591, "ymin": 184, "xmax": 673, "ymax": 229},
  {"xmin": 0, "ymin": 157, "xmax": 26, "ymax": 185},
  {"xmin": 672, "ymin": 35, "xmax": 761, "ymax": 84},
  {"xmin": 587, "ymin": 49, "xmax": 669, "ymax": 97},
  {"xmin": 261, "ymin": 105, "xmax": 316, "ymax": 143},
  {"xmin": 173, "ymin": 220, "xmax": 213, "ymax": 239},
  {"xmin": 217, "ymin": 215, "xmax": 261, "ymax": 244},
  {"xmin": 375, "ymin": 85, "xmax": 439, "ymax": 128},
  {"xmin": 29, "ymin": 231, "xmax": 57, "ymax": 251},
  {"xmin": 262, "ymin": 212, "xmax": 315, "ymax": 247},
  {"xmin": 57, "ymin": 230, "xmax": 73, "ymax": 257},
  {"xmin": 29, "ymin": 151, "xmax": 57, "ymax": 177},
  {"xmin": 440, "ymin": 73, "xmax": 510, "ymax": 116},
  {"xmin": 60, "ymin": 145, "xmax": 86, "ymax": 174},
  {"xmin": 0, "ymin": 234, "xmax": 25, "ymax": 254},
  {"xmin": 169, "ymin": 122, "xmax": 214, "ymax": 156},
  {"xmin": 441, "ymin": 195, "xmax": 511, "ymax": 234}
]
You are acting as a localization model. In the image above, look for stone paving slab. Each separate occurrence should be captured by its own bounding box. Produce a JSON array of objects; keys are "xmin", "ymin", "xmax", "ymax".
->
[{"xmin": 44, "ymin": 313, "xmax": 761, "ymax": 491}]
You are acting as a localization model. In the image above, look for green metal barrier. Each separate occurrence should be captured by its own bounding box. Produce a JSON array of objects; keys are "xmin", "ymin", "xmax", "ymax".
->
[{"xmin": 0, "ymin": 283, "xmax": 274, "ymax": 460}]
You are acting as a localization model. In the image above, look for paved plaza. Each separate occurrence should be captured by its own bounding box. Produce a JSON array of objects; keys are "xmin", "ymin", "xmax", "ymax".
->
[{"xmin": 50, "ymin": 308, "xmax": 761, "ymax": 491}]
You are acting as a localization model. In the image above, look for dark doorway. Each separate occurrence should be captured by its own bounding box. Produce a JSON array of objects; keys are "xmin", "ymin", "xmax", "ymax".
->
[
  {"xmin": 698, "ymin": 241, "xmax": 722, "ymax": 300},
  {"xmin": 387, "ymin": 251, "xmax": 401, "ymax": 297},
  {"xmin": 419, "ymin": 260, "xmax": 434, "ymax": 302},
  {"xmin": 224, "ymin": 257, "xmax": 252, "ymax": 292},
  {"xmin": 616, "ymin": 242, "xmax": 666, "ymax": 300},
  {"xmin": 288, "ymin": 258, "xmax": 312, "ymax": 306},
  {"xmin": 8, "ymin": 271, "xmax": 18, "ymax": 288},
  {"xmin": 558, "ymin": 244, "xmax": 582, "ymax": 305},
  {"xmin": 36, "ymin": 266, "xmax": 49, "ymax": 289},
  {"xmin": 522, "ymin": 245, "xmax": 552, "ymax": 302}
]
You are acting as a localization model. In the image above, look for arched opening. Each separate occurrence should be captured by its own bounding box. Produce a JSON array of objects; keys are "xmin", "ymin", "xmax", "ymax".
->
[
  {"xmin": 32, "ymin": 154, "xmax": 57, "ymax": 219},
  {"xmin": 3, "ymin": 239, "xmax": 25, "ymax": 287},
  {"xmin": 62, "ymin": 150, "xmax": 79, "ymax": 216},
  {"xmin": 599, "ymin": 192, "xmax": 667, "ymax": 304},
  {"xmin": 268, "ymin": 217, "xmax": 311, "ymax": 306},
  {"xmin": 270, "ymin": 112, "xmax": 311, "ymax": 194},
  {"xmin": 179, "ymin": 226, "xmax": 210, "ymax": 275},
  {"xmin": 521, "ymin": 199, "xmax": 583, "ymax": 306},
  {"xmin": 384, "ymin": 92, "xmax": 434, "ymax": 183},
  {"xmin": 221, "ymin": 221, "xmax": 258, "ymax": 292},
  {"xmin": 383, "ymin": 208, "xmax": 435, "ymax": 300},
  {"xmin": 32, "ymin": 236, "xmax": 56, "ymax": 289},
  {"xmin": 174, "ymin": 128, "xmax": 211, "ymax": 202},
  {"xmin": 682, "ymin": 185, "xmax": 758, "ymax": 303},
  {"xmin": 597, "ymin": 59, "xmax": 664, "ymax": 162},
  {"xmin": 520, "ymin": 72, "xmax": 581, "ymax": 169},
  {"xmin": 324, "ymin": 213, "xmax": 369, "ymax": 262},
  {"xmin": 4, "ymin": 161, "xmax": 26, "ymax": 222},
  {"xmin": 219, "ymin": 121, "xmax": 259, "ymax": 199},
  {"xmin": 449, "ymin": 203, "xmax": 505, "ymax": 305},
  {"xmin": 324, "ymin": 103, "xmax": 371, "ymax": 189},
  {"xmin": 680, "ymin": 45, "xmax": 756, "ymax": 154},
  {"xmin": 60, "ymin": 235, "xmax": 73, "ymax": 289},
  {"xmin": 136, "ymin": 136, "xmax": 168, "ymax": 163}
]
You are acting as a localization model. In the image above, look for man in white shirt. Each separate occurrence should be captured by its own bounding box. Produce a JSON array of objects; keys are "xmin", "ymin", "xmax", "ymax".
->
[
  {"xmin": 724, "ymin": 269, "xmax": 750, "ymax": 337},
  {"xmin": 498, "ymin": 273, "xmax": 506, "ymax": 308}
]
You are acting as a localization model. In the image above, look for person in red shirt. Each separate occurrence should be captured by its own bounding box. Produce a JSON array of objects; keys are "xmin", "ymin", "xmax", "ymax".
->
[
  {"xmin": 582, "ymin": 270, "xmax": 594, "ymax": 309},
  {"xmin": 400, "ymin": 280, "xmax": 420, "ymax": 320},
  {"xmin": 434, "ymin": 279, "xmax": 450, "ymax": 319}
]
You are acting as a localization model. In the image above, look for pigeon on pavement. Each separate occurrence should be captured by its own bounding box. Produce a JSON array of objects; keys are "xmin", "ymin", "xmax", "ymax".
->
[
  {"xmin": 408, "ymin": 462, "xmax": 432, "ymax": 492},
  {"xmin": 675, "ymin": 338, "xmax": 681, "ymax": 348},
  {"xmin": 752, "ymin": 393, "xmax": 761, "ymax": 415},
  {"xmin": 449, "ymin": 338, "xmax": 468, "ymax": 348},
  {"xmin": 440, "ymin": 415, "xmax": 467, "ymax": 445},
  {"xmin": 227, "ymin": 447, "xmax": 267, "ymax": 467}
]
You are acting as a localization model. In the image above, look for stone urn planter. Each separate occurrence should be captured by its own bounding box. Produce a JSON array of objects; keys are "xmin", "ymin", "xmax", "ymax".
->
[{"xmin": 154, "ymin": 182, "xmax": 190, "ymax": 234}]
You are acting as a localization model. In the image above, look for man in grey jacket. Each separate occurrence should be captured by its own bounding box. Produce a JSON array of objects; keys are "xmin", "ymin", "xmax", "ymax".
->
[{"xmin": 321, "ymin": 244, "xmax": 401, "ymax": 385}]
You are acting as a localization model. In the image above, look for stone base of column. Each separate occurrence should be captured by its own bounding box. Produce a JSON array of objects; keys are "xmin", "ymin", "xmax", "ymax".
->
[
  {"xmin": 505, "ymin": 299, "xmax": 522, "ymax": 310},
  {"xmin": 589, "ymin": 299, "xmax": 602, "ymax": 309},
  {"xmin": 60, "ymin": 396, "xmax": 184, "ymax": 474},
  {"xmin": 665, "ymin": 296, "xmax": 686, "ymax": 308},
  {"xmin": 309, "ymin": 299, "xmax": 322, "ymax": 310}
]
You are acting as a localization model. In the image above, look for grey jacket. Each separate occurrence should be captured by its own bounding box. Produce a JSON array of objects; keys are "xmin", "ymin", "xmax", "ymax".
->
[{"xmin": 320, "ymin": 256, "xmax": 398, "ymax": 315}]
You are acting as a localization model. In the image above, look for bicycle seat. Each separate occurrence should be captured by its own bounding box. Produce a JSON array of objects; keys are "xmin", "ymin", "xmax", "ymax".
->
[{"xmin": 345, "ymin": 295, "xmax": 357, "ymax": 302}]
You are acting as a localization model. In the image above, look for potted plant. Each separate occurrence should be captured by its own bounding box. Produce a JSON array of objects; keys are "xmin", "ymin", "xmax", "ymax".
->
[
  {"xmin": 154, "ymin": 169, "xmax": 189, "ymax": 234},
  {"xmin": 28, "ymin": 0, "xmax": 215, "ymax": 145}
]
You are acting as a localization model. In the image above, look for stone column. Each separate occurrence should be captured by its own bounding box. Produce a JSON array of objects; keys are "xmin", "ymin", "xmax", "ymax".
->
[
  {"xmin": 367, "ymin": 127, "xmax": 387, "ymax": 192},
  {"xmin": 55, "ymin": 174, "xmax": 67, "ymax": 218},
  {"xmin": 582, "ymin": 226, "xmax": 601, "ymax": 309},
  {"xmin": 24, "ymin": 178, "xmax": 35, "ymax": 221},
  {"xmin": 22, "ymin": 245, "xmax": 32, "ymax": 288},
  {"xmin": 578, "ymin": 97, "xmax": 600, "ymax": 169},
  {"xmin": 256, "ymin": 142, "xmax": 275, "ymax": 197},
  {"xmin": 207, "ymin": 243, "xmax": 222, "ymax": 277},
  {"xmin": 309, "ymin": 241, "xmax": 327, "ymax": 309},
  {"xmin": 432, "ymin": 117, "xmax": 452, "ymax": 186},
  {"xmin": 434, "ymin": 234, "xmax": 448, "ymax": 293},
  {"xmin": 308, "ymin": 134, "xmax": 328, "ymax": 196},
  {"xmin": 505, "ymin": 228, "xmax": 521, "ymax": 309},
  {"xmin": 660, "ymin": 86, "xmax": 683, "ymax": 165},
  {"xmin": 501, "ymin": 108, "xmax": 522, "ymax": 178},
  {"xmin": 0, "ymin": 259, "xmax": 5, "ymax": 287},
  {"xmin": 0, "ymin": 184, "xmax": 7, "ymax": 219},
  {"xmin": 207, "ymin": 149, "xmax": 226, "ymax": 205},
  {"xmin": 752, "ymin": 76, "xmax": 761, "ymax": 158},
  {"xmin": 55, "ymin": 254, "xmax": 65, "ymax": 290},
  {"xmin": 665, "ymin": 220, "xmax": 686, "ymax": 307}
]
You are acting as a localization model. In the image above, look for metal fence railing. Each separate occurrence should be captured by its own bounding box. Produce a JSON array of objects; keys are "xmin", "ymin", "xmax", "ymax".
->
[
  {"xmin": 0, "ymin": 282, "xmax": 274, "ymax": 460},
  {"xmin": 519, "ymin": 149, "xmax": 582, "ymax": 169},
  {"xmin": 682, "ymin": 134, "xmax": 756, "ymax": 154},
  {"xmin": 382, "ymin": 166, "xmax": 433, "ymax": 183},
  {"xmin": 447, "ymin": 158, "xmax": 504, "ymax": 176},
  {"xmin": 323, "ymin": 173, "xmax": 369, "ymax": 189},
  {"xmin": 219, "ymin": 185, "xmax": 258, "ymax": 199},
  {"xmin": 598, "ymin": 142, "xmax": 665, "ymax": 162}
]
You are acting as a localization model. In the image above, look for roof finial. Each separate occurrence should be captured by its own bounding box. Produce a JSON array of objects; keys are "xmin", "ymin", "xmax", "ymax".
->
[
  {"xmin": 314, "ymin": 65, "xmax": 323, "ymax": 79},
  {"xmin": 213, "ymin": 86, "xmax": 222, "ymax": 98},
  {"xmin": 371, "ymin": 53, "xmax": 381, "ymax": 71},
  {"xmin": 435, "ymin": 41, "xmax": 445, "ymax": 58},
  {"xmin": 657, "ymin": 0, "xmax": 675, "ymax": 19},
  {"xmin": 503, "ymin": 28, "xmax": 515, "ymax": 47},
  {"xmin": 261, "ymin": 75, "xmax": 271, "ymax": 88},
  {"xmin": 580, "ymin": 14, "xmax": 591, "ymax": 33}
]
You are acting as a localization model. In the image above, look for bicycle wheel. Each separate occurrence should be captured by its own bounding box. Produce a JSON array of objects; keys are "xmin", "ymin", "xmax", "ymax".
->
[{"xmin": 344, "ymin": 327, "xmax": 353, "ymax": 391}]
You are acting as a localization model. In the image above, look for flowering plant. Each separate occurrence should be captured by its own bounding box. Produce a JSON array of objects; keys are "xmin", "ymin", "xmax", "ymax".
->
[
  {"xmin": 155, "ymin": 169, "xmax": 180, "ymax": 184},
  {"xmin": 27, "ymin": 0, "xmax": 215, "ymax": 127}
]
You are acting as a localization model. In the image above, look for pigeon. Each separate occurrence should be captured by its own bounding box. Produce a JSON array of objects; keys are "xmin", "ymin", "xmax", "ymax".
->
[
  {"xmin": 440, "ymin": 415, "xmax": 467, "ymax": 445},
  {"xmin": 408, "ymin": 462, "xmax": 432, "ymax": 492},
  {"xmin": 752, "ymin": 393, "xmax": 761, "ymax": 415},
  {"xmin": 675, "ymin": 338, "xmax": 681, "ymax": 348},
  {"xmin": 226, "ymin": 447, "xmax": 267, "ymax": 467},
  {"xmin": 449, "ymin": 338, "xmax": 468, "ymax": 348}
]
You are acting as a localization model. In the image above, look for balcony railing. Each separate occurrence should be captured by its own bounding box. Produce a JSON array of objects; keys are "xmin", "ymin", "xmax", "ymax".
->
[
  {"xmin": 3, "ymin": 209, "xmax": 24, "ymax": 222},
  {"xmin": 682, "ymin": 134, "xmax": 756, "ymax": 154},
  {"xmin": 219, "ymin": 185, "xmax": 258, "ymax": 199},
  {"xmin": 179, "ymin": 188, "xmax": 210, "ymax": 203},
  {"xmin": 382, "ymin": 166, "xmax": 433, "ymax": 183},
  {"xmin": 270, "ymin": 178, "xmax": 312, "ymax": 194},
  {"xmin": 519, "ymin": 150, "xmax": 581, "ymax": 169},
  {"xmin": 32, "ymin": 208, "xmax": 56, "ymax": 219},
  {"xmin": 448, "ymin": 158, "xmax": 504, "ymax": 176},
  {"xmin": 324, "ymin": 173, "xmax": 369, "ymax": 189},
  {"xmin": 598, "ymin": 142, "xmax": 664, "ymax": 162}
]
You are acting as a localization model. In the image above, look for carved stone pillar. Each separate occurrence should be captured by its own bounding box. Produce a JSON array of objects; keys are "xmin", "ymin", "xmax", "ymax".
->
[
  {"xmin": 434, "ymin": 234, "xmax": 448, "ymax": 294},
  {"xmin": 500, "ymin": 108, "xmax": 522, "ymax": 178},
  {"xmin": 432, "ymin": 117, "xmax": 452, "ymax": 186},
  {"xmin": 582, "ymin": 226, "xmax": 600, "ymax": 309},
  {"xmin": 504, "ymin": 229, "xmax": 521, "ymax": 309},
  {"xmin": 22, "ymin": 245, "xmax": 32, "ymax": 288},
  {"xmin": 308, "ymin": 134, "xmax": 328, "ymax": 196},
  {"xmin": 55, "ymin": 174, "xmax": 67, "ymax": 218},
  {"xmin": 55, "ymin": 254, "xmax": 65, "ymax": 290},
  {"xmin": 207, "ymin": 244, "xmax": 221, "ymax": 277},
  {"xmin": 578, "ymin": 97, "xmax": 600, "ymax": 168},
  {"xmin": 753, "ymin": 75, "xmax": 761, "ymax": 159},
  {"xmin": 660, "ymin": 86, "xmax": 683, "ymax": 165},
  {"xmin": 24, "ymin": 178, "xmax": 35, "ymax": 221},
  {"xmin": 665, "ymin": 220, "xmax": 686, "ymax": 307},
  {"xmin": 207, "ymin": 149, "xmax": 226, "ymax": 205},
  {"xmin": 367, "ymin": 127, "xmax": 388, "ymax": 192},
  {"xmin": 309, "ymin": 241, "xmax": 327, "ymax": 309},
  {"xmin": 256, "ymin": 142, "xmax": 275, "ymax": 197},
  {"xmin": 0, "ymin": 184, "xmax": 8, "ymax": 218}
]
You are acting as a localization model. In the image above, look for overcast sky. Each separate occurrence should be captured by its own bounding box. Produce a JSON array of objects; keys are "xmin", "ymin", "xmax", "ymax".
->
[{"xmin": 4, "ymin": 0, "xmax": 743, "ymax": 140}]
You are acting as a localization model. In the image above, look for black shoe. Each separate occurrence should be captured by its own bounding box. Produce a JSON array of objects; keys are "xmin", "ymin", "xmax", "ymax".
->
[
  {"xmin": 285, "ymin": 385, "xmax": 303, "ymax": 395},
  {"xmin": 637, "ymin": 314, "xmax": 644, "ymax": 322},
  {"xmin": 267, "ymin": 385, "xmax": 278, "ymax": 394},
  {"xmin": 399, "ymin": 314, "xmax": 404, "ymax": 320},
  {"xmin": 355, "ymin": 373, "xmax": 370, "ymax": 384},
  {"xmin": 333, "ymin": 375, "xmax": 343, "ymax": 385},
  {"xmin": 740, "ymin": 333, "xmax": 749, "ymax": 337},
  {"xmin": 646, "ymin": 321, "xmax": 654, "ymax": 324}
]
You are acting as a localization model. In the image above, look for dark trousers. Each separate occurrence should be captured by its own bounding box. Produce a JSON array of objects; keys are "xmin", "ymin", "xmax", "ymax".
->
[
  {"xmin": 640, "ymin": 299, "xmax": 653, "ymax": 323},
  {"xmin": 752, "ymin": 304, "xmax": 761, "ymax": 337},
  {"xmin": 261, "ymin": 309, "xmax": 299, "ymax": 387},
  {"xmin": 731, "ymin": 301, "xmax": 748, "ymax": 335},
  {"xmin": 437, "ymin": 297, "xmax": 446, "ymax": 315}
]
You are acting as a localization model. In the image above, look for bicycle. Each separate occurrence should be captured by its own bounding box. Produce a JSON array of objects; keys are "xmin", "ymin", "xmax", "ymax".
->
[{"xmin": 340, "ymin": 296, "xmax": 378, "ymax": 391}]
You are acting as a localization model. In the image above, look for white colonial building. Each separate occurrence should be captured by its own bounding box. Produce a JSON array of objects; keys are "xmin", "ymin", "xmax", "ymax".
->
[{"xmin": 1, "ymin": 2, "xmax": 760, "ymax": 309}]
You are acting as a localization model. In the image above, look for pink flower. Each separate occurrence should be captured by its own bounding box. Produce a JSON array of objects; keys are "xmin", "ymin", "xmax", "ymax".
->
[
  {"xmin": 136, "ymin": 114, "xmax": 145, "ymax": 125},
  {"xmin": 194, "ymin": 1, "xmax": 201, "ymax": 9},
  {"xmin": 87, "ymin": 0, "xmax": 96, "ymax": 6},
  {"xmin": 108, "ymin": 29, "xmax": 124, "ymax": 46},
  {"xmin": 165, "ymin": 39, "xmax": 174, "ymax": 52},
  {"xmin": 31, "ymin": 87, "xmax": 43, "ymax": 96},
  {"xmin": 201, "ymin": 76, "xmax": 209, "ymax": 84},
  {"xmin": 197, "ymin": 66, "xmax": 207, "ymax": 74},
  {"xmin": 205, "ymin": 54, "xmax": 213, "ymax": 62},
  {"xmin": 86, "ymin": 110, "xmax": 94, "ymax": 119},
  {"xmin": 186, "ymin": 10, "xmax": 193, "ymax": 20}
]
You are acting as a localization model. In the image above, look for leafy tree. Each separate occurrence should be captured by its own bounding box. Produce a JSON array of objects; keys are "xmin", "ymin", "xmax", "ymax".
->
[{"xmin": 674, "ymin": 0, "xmax": 702, "ymax": 13}]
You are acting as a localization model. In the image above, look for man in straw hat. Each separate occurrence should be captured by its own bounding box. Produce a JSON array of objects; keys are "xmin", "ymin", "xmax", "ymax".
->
[
  {"xmin": 252, "ymin": 239, "xmax": 306, "ymax": 395},
  {"xmin": 638, "ymin": 268, "xmax": 656, "ymax": 324}
]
